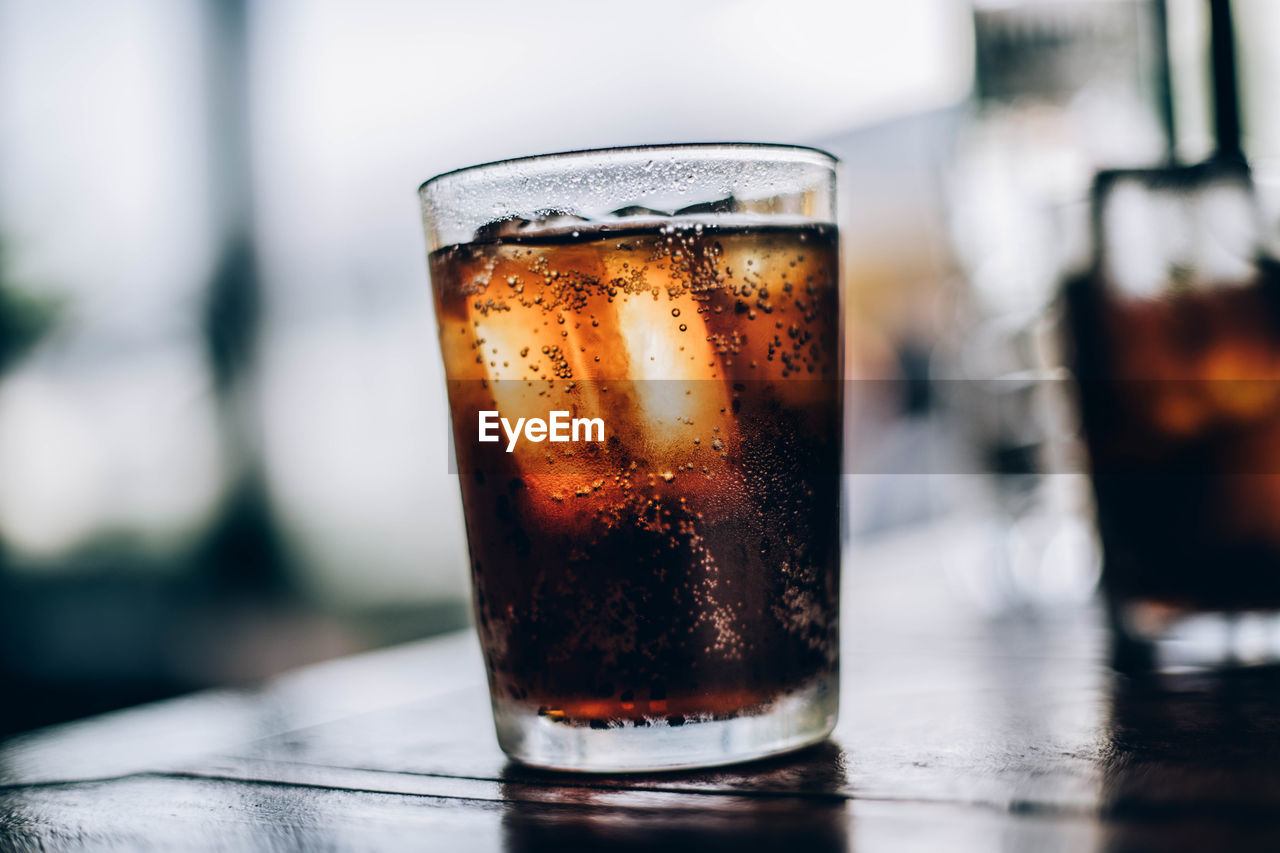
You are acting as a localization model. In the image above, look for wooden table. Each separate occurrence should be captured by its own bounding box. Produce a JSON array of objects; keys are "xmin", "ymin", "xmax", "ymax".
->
[{"xmin": 5, "ymin": 518, "xmax": 1280, "ymax": 851}]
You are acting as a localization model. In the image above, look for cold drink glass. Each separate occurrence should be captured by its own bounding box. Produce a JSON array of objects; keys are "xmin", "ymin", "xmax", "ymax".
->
[
  {"xmin": 1063, "ymin": 161, "xmax": 1280, "ymax": 670},
  {"xmin": 420, "ymin": 144, "xmax": 841, "ymax": 770}
]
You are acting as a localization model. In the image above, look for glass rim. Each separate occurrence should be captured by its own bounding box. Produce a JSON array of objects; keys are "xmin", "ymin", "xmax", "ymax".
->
[{"xmin": 418, "ymin": 142, "xmax": 840, "ymax": 195}]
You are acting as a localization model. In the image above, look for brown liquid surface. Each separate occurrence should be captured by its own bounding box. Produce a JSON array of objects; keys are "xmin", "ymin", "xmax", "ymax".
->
[{"xmin": 431, "ymin": 220, "xmax": 841, "ymax": 725}]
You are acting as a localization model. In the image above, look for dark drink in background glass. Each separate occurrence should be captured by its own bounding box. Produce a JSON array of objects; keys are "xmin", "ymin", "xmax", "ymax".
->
[
  {"xmin": 421, "ymin": 145, "xmax": 842, "ymax": 770},
  {"xmin": 1062, "ymin": 162, "xmax": 1280, "ymax": 667}
]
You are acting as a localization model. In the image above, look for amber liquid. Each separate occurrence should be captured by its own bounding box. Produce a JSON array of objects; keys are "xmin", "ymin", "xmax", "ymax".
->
[
  {"xmin": 1064, "ymin": 260, "xmax": 1280, "ymax": 612},
  {"xmin": 431, "ymin": 220, "xmax": 841, "ymax": 727}
]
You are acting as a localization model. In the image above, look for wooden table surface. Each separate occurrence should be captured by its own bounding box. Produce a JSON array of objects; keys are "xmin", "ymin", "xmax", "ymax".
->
[{"xmin": 5, "ymin": 518, "xmax": 1280, "ymax": 851}]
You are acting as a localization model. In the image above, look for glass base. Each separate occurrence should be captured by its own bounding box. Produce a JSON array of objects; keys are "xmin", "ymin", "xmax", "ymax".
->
[
  {"xmin": 492, "ymin": 679, "xmax": 838, "ymax": 773},
  {"xmin": 1112, "ymin": 599, "xmax": 1280, "ymax": 673}
]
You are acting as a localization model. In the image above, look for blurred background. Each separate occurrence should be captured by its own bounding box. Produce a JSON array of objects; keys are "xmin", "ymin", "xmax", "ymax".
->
[{"xmin": 0, "ymin": 0, "xmax": 1277, "ymax": 736}]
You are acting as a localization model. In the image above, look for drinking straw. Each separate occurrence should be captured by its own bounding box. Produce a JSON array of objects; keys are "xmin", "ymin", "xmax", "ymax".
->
[{"xmin": 1208, "ymin": 0, "xmax": 1243, "ymax": 162}]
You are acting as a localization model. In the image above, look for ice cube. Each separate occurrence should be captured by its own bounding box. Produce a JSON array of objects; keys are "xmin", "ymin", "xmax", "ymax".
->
[
  {"xmin": 603, "ymin": 287, "xmax": 743, "ymax": 498},
  {"xmin": 610, "ymin": 205, "xmax": 670, "ymax": 218},
  {"xmin": 474, "ymin": 209, "xmax": 589, "ymax": 241},
  {"xmin": 673, "ymin": 197, "xmax": 741, "ymax": 216}
]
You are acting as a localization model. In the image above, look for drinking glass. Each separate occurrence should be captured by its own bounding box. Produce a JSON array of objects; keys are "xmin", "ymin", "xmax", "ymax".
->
[
  {"xmin": 1062, "ymin": 159, "xmax": 1280, "ymax": 670},
  {"xmin": 420, "ymin": 144, "xmax": 842, "ymax": 770}
]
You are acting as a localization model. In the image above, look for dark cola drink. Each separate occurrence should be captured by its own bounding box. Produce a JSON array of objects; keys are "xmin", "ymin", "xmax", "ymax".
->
[
  {"xmin": 430, "ymin": 216, "xmax": 841, "ymax": 733},
  {"xmin": 1066, "ymin": 262, "xmax": 1280, "ymax": 613}
]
